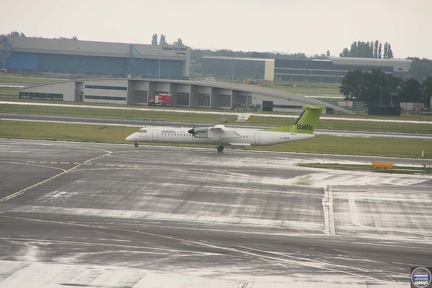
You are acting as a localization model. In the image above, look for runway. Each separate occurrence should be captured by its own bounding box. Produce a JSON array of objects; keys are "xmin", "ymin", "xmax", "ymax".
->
[{"xmin": 0, "ymin": 139, "xmax": 431, "ymax": 287}]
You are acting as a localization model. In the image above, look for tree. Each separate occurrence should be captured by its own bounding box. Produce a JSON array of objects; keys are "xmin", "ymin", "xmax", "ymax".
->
[
  {"xmin": 398, "ymin": 78, "xmax": 422, "ymax": 103},
  {"xmin": 366, "ymin": 69, "xmax": 388, "ymax": 105},
  {"xmin": 340, "ymin": 48, "xmax": 350, "ymax": 57},
  {"xmin": 339, "ymin": 70, "xmax": 368, "ymax": 101},
  {"xmin": 340, "ymin": 69, "xmax": 402, "ymax": 105},
  {"xmin": 378, "ymin": 43, "xmax": 382, "ymax": 58},
  {"xmin": 173, "ymin": 38, "xmax": 184, "ymax": 47},
  {"xmin": 373, "ymin": 40, "xmax": 379, "ymax": 58},
  {"xmin": 159, "ymin": 34, "xmax": 167, "ymax": 46},
  {"xmin": 5, "ymin": 31, "xmax": 25, "ymax": 37},
  {"xmin": 383, "ymin": 43, "xmax": 393, "ymax": 59},
  {"xmin": 387, "ymin": 43, "xmax": 394, "ymax": 58},
  {"xmin": 151, "ymin": 34, "xmax": 158, "ymax": 45},
  {"xmin": 340, "ymin": 41, "xmax": 393, "ymax": 59},
  {"xmin": 407, "ymin": 58, "xmax": 432, "ymax": 82}
]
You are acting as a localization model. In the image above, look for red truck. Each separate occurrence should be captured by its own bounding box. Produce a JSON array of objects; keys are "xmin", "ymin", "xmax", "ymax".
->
[{"xmin": 148, "ymin": 93, "xmax": 172, "ymax": 106}]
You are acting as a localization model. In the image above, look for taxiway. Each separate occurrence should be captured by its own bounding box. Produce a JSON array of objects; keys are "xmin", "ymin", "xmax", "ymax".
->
[{"xmin": 0, "ymin": 139, "xmax": 431, "ymax": 287}]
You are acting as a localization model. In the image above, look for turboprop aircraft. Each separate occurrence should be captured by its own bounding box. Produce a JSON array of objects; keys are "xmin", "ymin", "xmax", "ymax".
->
[{"xmin": 125, "ymin": 105, "xmax": 324, "ymax": 152}]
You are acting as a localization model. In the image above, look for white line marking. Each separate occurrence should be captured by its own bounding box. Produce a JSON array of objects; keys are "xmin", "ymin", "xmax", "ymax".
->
[{"xmin": 348, "ymin": 192, "xmax": 361, "ymax": 226}]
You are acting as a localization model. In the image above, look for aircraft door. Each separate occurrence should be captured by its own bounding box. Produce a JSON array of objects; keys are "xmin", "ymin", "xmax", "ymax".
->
[{"xmin": 152, "ymin": 129, "xmax": 158, "ymax": 141}]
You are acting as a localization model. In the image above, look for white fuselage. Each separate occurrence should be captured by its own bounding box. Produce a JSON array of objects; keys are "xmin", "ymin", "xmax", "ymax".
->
[{"xmin": 125, "ymin": 126, "xmax": 314, "ymax": 147}]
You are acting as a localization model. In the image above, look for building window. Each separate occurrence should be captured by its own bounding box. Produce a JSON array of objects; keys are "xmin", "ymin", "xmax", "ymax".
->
[
  {"xmin": 85, "ymin": 95, "xmax": 126, "ymax": 101},
  {"xmin": 177, "ymin": 92, "xmax": 189, "ymax": 106},
  {"xmin": 218, "ymin": 94, "xmax": 231, "ymax": 108},
  {"xmin": 85, "ymin": 85, "xmax": 127, "ymax": 90},
  {"xmin": 19, "ymin": 92, "xmax": 63, "ymax": 101},
  {"xmin": 135, "ymin": 90, "xmax": 148, "ymax": 103},
  {"xmin": 197, "ymin": 93, "xmax": 210, "ymax": 107}
]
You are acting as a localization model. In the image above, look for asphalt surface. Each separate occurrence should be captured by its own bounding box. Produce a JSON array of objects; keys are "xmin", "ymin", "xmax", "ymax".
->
[{"xmin": 0, "ymin": 139, "xmax": 431, "ymax": 287}]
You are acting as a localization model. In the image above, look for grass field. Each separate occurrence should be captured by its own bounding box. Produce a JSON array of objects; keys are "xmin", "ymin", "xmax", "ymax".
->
[
  {"xmin": 1, "ymin": 120, "xmax": 431, "ymax": 159},
  {"xmin": 1, "ymin": 103, "xmax": 431, "ymax": 134}
]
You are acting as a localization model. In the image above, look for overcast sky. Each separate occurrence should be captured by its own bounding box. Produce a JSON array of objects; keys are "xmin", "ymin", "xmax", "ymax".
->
[{"xmin": 3, "ymin": 0, "xmax": 432, "ymax": 59}]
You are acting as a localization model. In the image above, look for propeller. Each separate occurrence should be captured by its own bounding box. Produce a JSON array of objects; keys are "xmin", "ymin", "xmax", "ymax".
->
[{"xmin": 188, "ymin": 124, "xmax": 196, "ymax": 135}]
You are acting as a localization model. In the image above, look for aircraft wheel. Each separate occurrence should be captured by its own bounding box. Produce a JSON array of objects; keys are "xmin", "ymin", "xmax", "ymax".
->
[
  {"xmin": 217, "ymin": 145, "xmax": 224, "ymax": 152},
  {"xmin": 134, "ymin": 142, "xmax": 138, "ymax": 147}
]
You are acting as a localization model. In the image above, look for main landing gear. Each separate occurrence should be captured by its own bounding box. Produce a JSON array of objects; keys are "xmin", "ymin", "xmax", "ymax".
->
[
  {"xmin": 134, "ymin": 142, "xmax": 138, "ymax": 147},
  {"xmin": 217, "ymin": 145, "xmax": 224, "ymax": 152}
]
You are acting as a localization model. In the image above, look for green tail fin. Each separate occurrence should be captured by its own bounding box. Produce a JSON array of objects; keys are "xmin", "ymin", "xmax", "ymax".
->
[{"xmin": 289, "ymin": 105, "xmax": 324, "ymax": 134}]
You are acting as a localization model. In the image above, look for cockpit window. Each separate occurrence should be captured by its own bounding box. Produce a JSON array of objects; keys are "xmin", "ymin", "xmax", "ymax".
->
[{"xmin": 139, "ymin": 130, "xmax": 147, "ymax": 133}]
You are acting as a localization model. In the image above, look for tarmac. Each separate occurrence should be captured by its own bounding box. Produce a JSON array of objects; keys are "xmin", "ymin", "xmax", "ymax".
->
[{"xmin": 0, "ymin": 139, "xmax": 431, "ymax": 287}]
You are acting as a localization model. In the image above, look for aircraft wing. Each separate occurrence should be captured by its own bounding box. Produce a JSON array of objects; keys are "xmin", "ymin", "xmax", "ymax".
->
[
  {"xmin": 209, "ymin": 125, "xmax": 227, "ymax": 132},
  {"xmin": 208, "ymin": 125, "xmax": 249, "ymax": 147}
]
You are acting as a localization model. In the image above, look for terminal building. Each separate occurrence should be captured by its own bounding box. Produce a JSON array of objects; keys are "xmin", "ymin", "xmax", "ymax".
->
[
  {"xmin": 202, "ymin": 56, "xmax": 412, "ymax": 83},
  {"xmin": 18, "ymin": 78, "xmax": 351, "ymax": 113}
]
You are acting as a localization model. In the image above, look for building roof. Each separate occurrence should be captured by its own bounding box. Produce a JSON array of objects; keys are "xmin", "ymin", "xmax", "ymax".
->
[
  {"xmin": 135, "ymin": 79, "xmax": 352, "ymax": 113},
  {"xmin": 1, "ymin": 36, "xmax": 190, "ymax": 60},
  {"xmin": 20, "ymin": 78, "xmax": 353, "ymax": 114},
  {"xmin": 329, "ymin": 56, "xmax": 412, "ymax": 72}
]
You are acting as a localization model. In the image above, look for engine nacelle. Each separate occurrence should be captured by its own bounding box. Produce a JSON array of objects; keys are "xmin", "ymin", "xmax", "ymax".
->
[{"xmin": 188, "ymin": 127, "xmax": 209, "ymax": 138}]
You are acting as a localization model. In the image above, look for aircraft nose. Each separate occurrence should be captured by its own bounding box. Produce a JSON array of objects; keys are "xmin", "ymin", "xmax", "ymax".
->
[{"xmin": 125, "ymin": 133, "xmax": 137, "ymax": 141}]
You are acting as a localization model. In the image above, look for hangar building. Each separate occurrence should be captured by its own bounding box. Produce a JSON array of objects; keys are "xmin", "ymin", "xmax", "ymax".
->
[
  {"xmin": 202, "ymin": 56, "xmax": 412, "ymax": 83},
  {"xmin": 18, "ymin": 78, "xmax": 351, "ymax": 113},
  {"xmin": 0, "ymin": 36, "xmax": 190, "ymax": 79},
  {"xmin": 201, "ymin": 56, "xmax": 275, "ymax": 81}
]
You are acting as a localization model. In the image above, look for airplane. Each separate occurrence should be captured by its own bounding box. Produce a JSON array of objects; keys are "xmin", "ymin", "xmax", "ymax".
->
[{"xmin": 125, "ymin": 105, "xmax": 324, "ymax": 152}]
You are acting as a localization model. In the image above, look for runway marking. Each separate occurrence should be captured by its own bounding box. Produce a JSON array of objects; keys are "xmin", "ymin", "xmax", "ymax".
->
[
  {"xmin": 0, "ymin": 164, "xmax": 80, "ymax": 202},
  {"xmin": 0, "ymin": 215, "xmax": 394, "ymax": 285},
  {"xmin": 0, "ymin": 236, "xmax": 220, "ymax": 257},
  {"xmin": 0, "ymin": 160, "xmax": 67, "ymax": 172},
  {"xmin": 0, "ymin": 150, "xmax": 113, "ymax": 203},
  {"xmin": 323, "ymin": 185, "xmax": 335, "ymax": 235},
  {"xmin": 348, "ymin": 193, "xmax": 361, "ymax": 226}
]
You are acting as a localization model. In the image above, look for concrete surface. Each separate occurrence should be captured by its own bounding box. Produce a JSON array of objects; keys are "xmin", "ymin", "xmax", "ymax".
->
[{"xmin": 0, "ymin": 139, "xmax": 431, "ymax": 287}]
